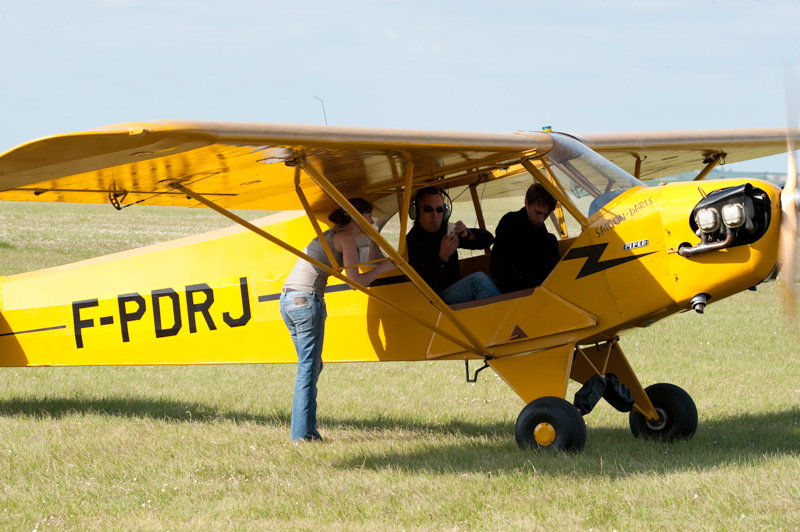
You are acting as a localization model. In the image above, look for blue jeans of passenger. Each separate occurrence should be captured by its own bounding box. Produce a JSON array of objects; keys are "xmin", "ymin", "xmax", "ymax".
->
[
  {"xmin": 280, "ymin": 290, "xmax": 327, "ymax": 441},
  {"xmin": 437, "ymin": 272, "xmax": 500, "ymax": 305}
]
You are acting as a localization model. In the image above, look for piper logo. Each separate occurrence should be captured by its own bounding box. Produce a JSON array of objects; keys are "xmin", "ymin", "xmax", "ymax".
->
[{"xmin": 622, "ymin": 239, "xmax": 649, "ymax": 251}]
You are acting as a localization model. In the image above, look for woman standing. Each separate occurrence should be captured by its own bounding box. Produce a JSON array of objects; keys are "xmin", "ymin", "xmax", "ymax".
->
[{"xmin": 280, "ymin": 198, "xmax": 393, "ymax": 441}]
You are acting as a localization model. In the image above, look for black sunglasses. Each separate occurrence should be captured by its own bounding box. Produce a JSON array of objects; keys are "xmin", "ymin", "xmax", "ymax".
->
[{"xmin": 422, "ymin": 205, "xmax": 445, "ymax": 213}]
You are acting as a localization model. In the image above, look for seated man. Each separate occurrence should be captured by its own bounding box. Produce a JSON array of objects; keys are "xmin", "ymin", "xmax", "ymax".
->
[
  {"xmin": 490, "ymin": 183, "xmax": 560, "ymax": 294},
  {"xmin": 406, "ymin": 187, "xmax": 500, "ymax": 305}
]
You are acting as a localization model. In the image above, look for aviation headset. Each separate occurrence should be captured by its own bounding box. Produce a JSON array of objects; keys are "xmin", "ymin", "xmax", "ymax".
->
[{"xmin": 409, "ymin": 187, "xmax": 452, "ymax": 222}]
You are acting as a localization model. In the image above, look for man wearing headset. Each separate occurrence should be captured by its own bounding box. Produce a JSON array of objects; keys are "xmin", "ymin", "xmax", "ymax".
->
[{"xmin": 406, "ymin": 187, "xmax": 500, "ymax": 305}]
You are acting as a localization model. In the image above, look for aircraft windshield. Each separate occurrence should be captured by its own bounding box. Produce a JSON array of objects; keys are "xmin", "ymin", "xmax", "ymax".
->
[{"xmin": 540, "ymin": 133, "xmax": 644, "ymax": 218}]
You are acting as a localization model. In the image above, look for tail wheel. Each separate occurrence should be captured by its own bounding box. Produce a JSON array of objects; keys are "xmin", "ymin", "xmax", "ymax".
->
[
  {"xmin": 629, "ymin": 383, "xmax": 697, "ymax": 441},
  {"xmin": 515, "ymin": 396, "xmax": 587, "ymax": 452}
]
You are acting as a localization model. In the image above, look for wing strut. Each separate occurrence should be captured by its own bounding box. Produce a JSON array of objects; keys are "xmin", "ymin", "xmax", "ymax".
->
[
  {"xmin": 549, "ymin": 204, "xmax": 569, "ymax": 238},
  {"xmin": 295, "ymin": 157, "xmax": 492, "ymax": 359},
  {"xmin": 170, "ymin": 183, "xmax": 487, "ymax": 358},
  {"xmin": 692, "ymin": 153, "xmax": 726, "ymax": 181},
  {"xmin": 468, "ymin": 183, "xmax": 492, "ymax": 254},
  {"xmin": 292, "ymin": 167, "xmax": 339, "ymax": 270},
  {"xmin": 396, "ymin": 154, "xmax": 415, "ymax": 258}
]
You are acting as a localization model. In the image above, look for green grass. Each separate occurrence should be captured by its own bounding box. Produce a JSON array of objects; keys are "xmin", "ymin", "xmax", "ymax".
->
[
  {"xmin": 0, "ymin": 201, "xmax": 272, "ymax": 274},
  {"xmin": 0, "ymin": 201, "xmax": 798, "ymax": 531}
]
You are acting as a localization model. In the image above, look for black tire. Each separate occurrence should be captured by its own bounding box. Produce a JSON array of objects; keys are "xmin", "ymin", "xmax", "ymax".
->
[
  {"xmin": 629, "ymin": 383, "xmax": 698, "ymax": 441},
  {"xmin": 515, "ymin": 396, "xmax": 587, "ymax": 452}
]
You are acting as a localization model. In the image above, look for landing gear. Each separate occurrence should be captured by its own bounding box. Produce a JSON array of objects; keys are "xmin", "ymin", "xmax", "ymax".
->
[
  {"xmin": 515, "ymin": 396, "xmax": 587, "ymax": 452},
  {"xmin": 629, "ymin": 383, "xmax": 697, "ymax": 441}
]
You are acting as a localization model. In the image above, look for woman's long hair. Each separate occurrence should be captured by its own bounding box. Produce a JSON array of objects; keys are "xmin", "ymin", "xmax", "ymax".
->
[{"xmin": 328, "ymin": 198, "xmax": 373, "ymax": 226}]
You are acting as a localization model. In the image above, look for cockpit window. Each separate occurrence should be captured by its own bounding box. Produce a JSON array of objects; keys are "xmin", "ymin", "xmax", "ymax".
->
[{"xmin": 537, "ymin": 133, "xmax": 645, "ymax": 218}]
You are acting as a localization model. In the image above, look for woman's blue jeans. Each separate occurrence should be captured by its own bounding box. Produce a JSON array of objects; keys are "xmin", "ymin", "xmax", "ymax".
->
[{"xmin": 280, "ymin": 290, "xmax": 327, "ymax": 441}]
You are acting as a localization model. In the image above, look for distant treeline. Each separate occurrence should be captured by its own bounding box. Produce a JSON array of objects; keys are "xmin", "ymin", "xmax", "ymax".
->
[{"xmin": 659, "ymin": 168, "xmax": 785, "ymax": 184}]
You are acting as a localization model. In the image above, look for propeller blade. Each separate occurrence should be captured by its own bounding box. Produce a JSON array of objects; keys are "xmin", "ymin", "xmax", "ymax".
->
[
  {"xmin": 779, "ymin": 67, "xmax": 799, "ymax": 322},
  {"xmin": 779, "ymin": 142, "xmax": 798, "ymax": 321}
]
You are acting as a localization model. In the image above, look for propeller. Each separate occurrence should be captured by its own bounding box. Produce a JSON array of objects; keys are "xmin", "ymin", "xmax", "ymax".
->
[{"xmin": 779, "ymin": 67, "xmax": 800, "ymax": 323}]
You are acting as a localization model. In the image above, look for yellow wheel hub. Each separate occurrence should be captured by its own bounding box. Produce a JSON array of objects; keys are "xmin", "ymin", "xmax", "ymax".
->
[{"xmin": 534, "ymin": 422, "xmax": 556, "ymax": 446}]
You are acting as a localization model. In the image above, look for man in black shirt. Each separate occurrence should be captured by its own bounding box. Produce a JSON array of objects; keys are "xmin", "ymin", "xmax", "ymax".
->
[
  {"xmin": 406, "ymin": 187, "xmax": 500, "ymax": 305},
  {"xmin": 490, "ymin": 183, "xmax": 560, "ymax": 294}
]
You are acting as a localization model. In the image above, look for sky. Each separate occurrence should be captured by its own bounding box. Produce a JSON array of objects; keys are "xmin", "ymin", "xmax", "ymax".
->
[{"xmin": 1, "ymin": 0, "xmax": 799, "ymax": 173}]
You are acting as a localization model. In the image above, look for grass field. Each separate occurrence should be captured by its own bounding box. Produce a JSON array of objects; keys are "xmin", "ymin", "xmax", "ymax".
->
[{"xmin": 0, "ymin": 201, "xmax": 798, "ymax": 531}]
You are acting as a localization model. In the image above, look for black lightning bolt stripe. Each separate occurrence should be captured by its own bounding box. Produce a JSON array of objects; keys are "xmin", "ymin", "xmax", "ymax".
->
[{"xmin": 563, "ymin": 243, "xmax": 656, "ymax": 279}]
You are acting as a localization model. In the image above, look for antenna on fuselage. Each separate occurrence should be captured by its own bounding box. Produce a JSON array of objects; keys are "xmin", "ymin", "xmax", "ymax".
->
[{"xmin": 314, "ymin": 96, "xmax": 328, "ymax": 125}]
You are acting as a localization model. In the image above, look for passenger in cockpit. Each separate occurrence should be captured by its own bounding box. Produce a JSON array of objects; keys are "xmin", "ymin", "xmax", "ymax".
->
[
  {"xmin": 406, "ymin": 187, "xmax": 499, "ymax": 305},
  {"xmin": 490, "ymin": 183, "xmax": 560, "ymax": 294}
]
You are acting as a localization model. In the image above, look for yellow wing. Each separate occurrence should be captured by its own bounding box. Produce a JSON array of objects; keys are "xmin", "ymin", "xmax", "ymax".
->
[
  {"xmin": 0, "ymin": 120, "xmax": 551, "ymax": 215},
  {"xmin": 2, "ymin": 121, "xmax": 796, "ymax": 217},
  {"xmin": 578, "ymin": 128, "xmax": 797, "ymax": 179}
]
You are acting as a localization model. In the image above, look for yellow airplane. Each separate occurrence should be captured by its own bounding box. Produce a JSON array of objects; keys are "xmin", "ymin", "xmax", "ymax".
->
[{"xmin": 0, "ymin": 120, "xmax": 797, "ymax": 451}]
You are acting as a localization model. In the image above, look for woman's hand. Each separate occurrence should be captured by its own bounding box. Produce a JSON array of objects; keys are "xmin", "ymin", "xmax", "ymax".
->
[{"xmin": 375, "ymin": 258, "xmax": 395, "ymax": 274}]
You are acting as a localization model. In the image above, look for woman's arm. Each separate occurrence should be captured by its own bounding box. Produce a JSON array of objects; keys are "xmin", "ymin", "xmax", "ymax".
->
[
  {"xmin": 367, "ymin": 239, "xmax": 385, "ymax": 261},
  {"xmin": 335, "ymin": 232, "xmax": 394, "ymax": 286}
]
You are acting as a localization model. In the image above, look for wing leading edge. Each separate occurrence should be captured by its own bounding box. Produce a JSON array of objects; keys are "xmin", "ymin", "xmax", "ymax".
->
[
  {"xmin": 578, "ymin": 127, "xmax": 799, "ymax": 179},
  {"xmin": 0, "ymin": 120, "xmax": 550, "ymax": 214},
  {"xmin": 0, "ymin": 121, "xmax": 795, "ymax": 215}
]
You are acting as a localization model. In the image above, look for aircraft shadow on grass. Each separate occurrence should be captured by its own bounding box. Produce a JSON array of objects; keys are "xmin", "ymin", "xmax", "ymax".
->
[
  {"xmin": 325, "ymin": 413, "xmax": 799, "ymax": 477},
  {"xmin": 0, "ymin": 396, "xmax": 290, "ymax": 425},
  {"xmin": 1, "ymin": 395, "xmax": 796, "ymax": 476},
  {"xmin": 0, "ymin": 395, "xmax": 507, "ymax": 434}
]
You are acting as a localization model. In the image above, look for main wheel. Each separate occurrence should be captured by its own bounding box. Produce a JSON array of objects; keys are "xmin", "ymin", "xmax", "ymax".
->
[
  {"xmin": 629, "ymin": 383, "xmax": 697, "ymax": 441},
  {"xmin": 515, "ymin": 396, "xmax": 587, "ymax": 452}
]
